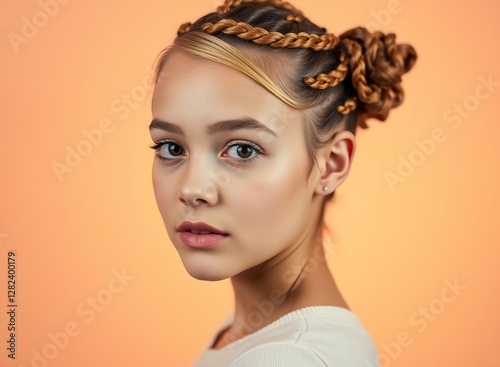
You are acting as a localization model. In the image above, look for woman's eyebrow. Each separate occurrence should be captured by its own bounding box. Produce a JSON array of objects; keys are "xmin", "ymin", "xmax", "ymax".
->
[{"xmin": 149, "ymin": 117, "xmax": 278, "ymax": 137}]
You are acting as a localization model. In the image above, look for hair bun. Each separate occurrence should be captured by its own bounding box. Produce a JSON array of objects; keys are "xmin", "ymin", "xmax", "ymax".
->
[{"xmin": 338, "ymin": 27, "xmax": 417, "ymax": 127}]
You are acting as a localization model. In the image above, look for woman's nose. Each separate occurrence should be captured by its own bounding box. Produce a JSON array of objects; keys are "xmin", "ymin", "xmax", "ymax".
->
[{"xmin": 178, "ymin": 159, "xmax": 220, "ymax": 207}]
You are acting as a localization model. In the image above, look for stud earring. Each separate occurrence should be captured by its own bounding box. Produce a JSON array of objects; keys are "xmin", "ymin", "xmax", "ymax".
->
[{"xmin": 322, "ymin": 186, "xmax": 328, "ymax": 191}]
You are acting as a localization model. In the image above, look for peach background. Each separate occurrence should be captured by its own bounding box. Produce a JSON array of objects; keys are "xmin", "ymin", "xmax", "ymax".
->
[{"xmin": 1, "ymin": 0, "xmax": 499, "ymax": 366}]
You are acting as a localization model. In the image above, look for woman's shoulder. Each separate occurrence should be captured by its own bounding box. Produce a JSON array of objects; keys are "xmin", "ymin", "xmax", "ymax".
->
[
  {"xmin": 233, "ymin": 306, "xmax": 380, "ymax": 366},
  {"xmin": 192, "ymin": 306, "xmax": 380, "ymax": 367}
]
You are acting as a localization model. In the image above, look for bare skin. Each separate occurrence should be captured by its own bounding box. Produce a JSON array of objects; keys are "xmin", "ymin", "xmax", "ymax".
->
[{"xmin": 150, "ymin": 50, "xmax": 356, "ymax": 350}]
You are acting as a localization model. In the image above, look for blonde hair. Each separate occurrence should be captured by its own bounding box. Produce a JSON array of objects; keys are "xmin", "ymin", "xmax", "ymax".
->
[{"xmin": 170, "ymin": 31, "xmax": 309, "ymax": 110}]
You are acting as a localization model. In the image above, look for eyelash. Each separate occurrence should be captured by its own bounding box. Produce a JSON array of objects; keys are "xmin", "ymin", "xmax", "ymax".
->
[{"xmin": 148, "ymin": 139, "xmax": 264, "ymax": 165}]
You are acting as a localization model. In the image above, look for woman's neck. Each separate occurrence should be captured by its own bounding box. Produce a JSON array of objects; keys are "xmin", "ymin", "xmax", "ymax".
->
[{"xmin": 212, "ymin": 232, "xmax": 348, "ymax": 350}]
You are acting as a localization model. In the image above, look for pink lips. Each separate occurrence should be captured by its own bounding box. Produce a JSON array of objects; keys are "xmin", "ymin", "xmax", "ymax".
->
[{"xmin": 177, "ymin": 221, "xmax": 229, "ymax": 249}]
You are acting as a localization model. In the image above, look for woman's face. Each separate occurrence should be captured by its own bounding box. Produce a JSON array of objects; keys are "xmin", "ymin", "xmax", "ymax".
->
[{"xmin": 150, "ymin": 50, "xmax": 323, "ymax": 281}]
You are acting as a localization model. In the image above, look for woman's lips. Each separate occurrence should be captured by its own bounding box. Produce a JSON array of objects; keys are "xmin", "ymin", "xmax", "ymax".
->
[
  {"xmin": 177, "ymin": 221, "xmax": 229, "ymax": 248},
  {"xmin": 178, "ymin": 231, "xmax": 229, "ymax": 249},
  {"xmin": 177, "ymin": 221, "xmax": 228, "ymax": 235}
]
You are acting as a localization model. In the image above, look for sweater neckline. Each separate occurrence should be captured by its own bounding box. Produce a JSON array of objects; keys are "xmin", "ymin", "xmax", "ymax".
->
[{"xmin": 208, "ymin": 305, "xmax": 360, "ymax": 351}]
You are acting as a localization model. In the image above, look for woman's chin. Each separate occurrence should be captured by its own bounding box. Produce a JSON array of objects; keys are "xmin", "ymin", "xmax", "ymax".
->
[{"xmin": 182, "ymin": 261, "xmax": 232, "ymax": 281}]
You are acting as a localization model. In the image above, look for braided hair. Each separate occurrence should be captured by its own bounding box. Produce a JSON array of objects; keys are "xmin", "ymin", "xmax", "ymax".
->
[{"xmin": 153, "ymin": 0, "xmax": 416, "ymax": 201}]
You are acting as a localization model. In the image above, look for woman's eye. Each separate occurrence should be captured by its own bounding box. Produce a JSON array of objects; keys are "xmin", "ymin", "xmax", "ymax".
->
[
  {"xmin": 224, "ymin": 142, "xmax": 263, "ymax": 162},
  {"xmin": 149, "ymin": 140, "xmax": 186, "ymax": 162},
  {"xmin": 160, "ymin": 142, "xmax": 185, "ymax": 158}
]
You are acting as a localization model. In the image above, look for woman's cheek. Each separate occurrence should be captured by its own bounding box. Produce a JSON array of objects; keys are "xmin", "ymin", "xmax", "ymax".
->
[
  {"xmin": 232, "ymin": 176, "xmax": 299, "ymax": 230},
  {"xmin": 152, "ymin": 174, "xmax": 174, "ymax": 215}
]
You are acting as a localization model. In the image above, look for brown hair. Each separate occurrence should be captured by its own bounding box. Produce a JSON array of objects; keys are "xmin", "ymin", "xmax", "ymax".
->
[{"xmin": 152, "ymin": 0, "xmax": 417, "ymax": 215}]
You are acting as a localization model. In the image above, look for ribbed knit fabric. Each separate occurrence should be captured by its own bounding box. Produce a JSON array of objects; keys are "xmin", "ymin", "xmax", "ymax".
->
[{"xmin": 191, "ymin": 306, "xmax": 380, "ymax": 367}]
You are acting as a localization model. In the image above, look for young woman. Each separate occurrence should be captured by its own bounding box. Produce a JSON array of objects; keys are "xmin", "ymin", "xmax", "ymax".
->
[{"xmin": 149, "ymin": 0, "xmax": 416, "ymax": 365}]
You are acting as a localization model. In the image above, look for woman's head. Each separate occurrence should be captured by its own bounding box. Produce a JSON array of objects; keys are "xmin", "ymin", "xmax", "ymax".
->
[{"xmin": 149, "ymin": 0, "xmax": 416, "ymax": 280}]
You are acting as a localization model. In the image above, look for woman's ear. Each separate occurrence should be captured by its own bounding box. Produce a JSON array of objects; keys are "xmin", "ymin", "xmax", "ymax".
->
[{"xmin": 314, "ymin": 130, "xmax": 356, "ymax": 195}]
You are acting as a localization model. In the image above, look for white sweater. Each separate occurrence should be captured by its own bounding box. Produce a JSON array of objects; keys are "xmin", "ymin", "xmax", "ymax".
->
[{"xmin": 191, "ymin": 306, "xmax": 380, "ymax": 367}]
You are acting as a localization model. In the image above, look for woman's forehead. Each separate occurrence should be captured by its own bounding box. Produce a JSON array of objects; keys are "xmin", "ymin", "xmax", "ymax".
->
[{"xmin": 152, "ymin": 50, "xmax": 302, "ymax": 126}]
